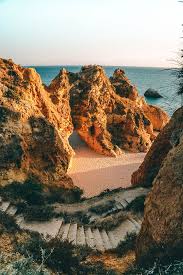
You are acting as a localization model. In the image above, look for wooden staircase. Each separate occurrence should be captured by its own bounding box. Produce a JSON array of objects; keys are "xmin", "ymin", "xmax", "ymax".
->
[{"xmin": 0, "ymin": 196, "xmax": 142, "ymax": 252}]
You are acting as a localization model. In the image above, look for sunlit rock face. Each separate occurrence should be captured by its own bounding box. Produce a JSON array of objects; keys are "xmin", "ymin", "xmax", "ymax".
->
[
  {"xmin": 0, "ymin": 58, "xmax": 169, "ymax": 188},
  {"xmin": 70, "ymin": 65, "xmax": 169, "ymax": 156},
  {"xmin": 131, "ymin": 107, "xmax": 183, "ymax": 187},
  {"xmin": 136, "ymin": 109, "xmax": 183, "ymax": 263},
  {"xmin": 110, "ymin": 68, "xmax": 138, "ymax": 101},
  {"xmin": 0, "ymin": 58, "xmax": 74, "ymax": 188}
]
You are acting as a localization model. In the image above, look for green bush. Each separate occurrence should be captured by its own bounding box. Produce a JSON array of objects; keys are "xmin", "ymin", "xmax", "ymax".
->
[
  {"xmin": 0, "ymin": 176, "xmax": 84, "ymax": 207},
  {"xmin": 57, "ymin": 210, "xmax": 90, "ymax": 225},
  {"xmin": 126, "ymin": 195, "xmax": 146, "ymax": 213},
  {"xmin": 89, "ymin": 200, "xmax": 115, "ymax": 215},
  {"xmin": 0, "ymin": 210, "xmax": 19, "ymax": 233},
  {"xmin": 0, "ymin": 254, "xmax": 50, "ymax": 275},
  {"xmin": 19, "ymin": 234, "xmax": 87, "ymax": 274},
  {"xmin": 0, "ymin": 176, "xmax": 44, "ymax": 205},
  {"xmin": 18, "ymin": 232, "xmax": 116, "ymax": 274},
  {"xmin": 23, "ymin": 205, "xmax": 54, "ymax": 222},
  {"xmin": 92, "ymin": 212, "xmax": 128, "ymax": 231},
  {"xmin": 111, "ymin": 232, "xmax": 137, "ymax": 257},
  {"xmin": 47, "ymin": 186, "xmax": 83, "ymax": 204}
]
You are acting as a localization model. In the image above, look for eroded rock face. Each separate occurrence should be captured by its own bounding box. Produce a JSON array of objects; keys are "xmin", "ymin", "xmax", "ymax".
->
[
  {"xmin": 110, "ymin": 69, "xmax": 138, "ymax": 101},
  {"xmin": 0, "ymin": 58, "xmax": 74, "ymax": 187},
  {"xmin": 131, "ymin": 107, "xmax": 183, "ymax": 187},
  {"xmin": 70, "ymin": 65, "xmax": 169, "ymax": 156},
  {"xmin": 142, "ymin": 104, "xmax": 169, "ymax": 131},
  {"xmin": 136, "ymin": 117, "xmax": 183, "ymax": 262}
]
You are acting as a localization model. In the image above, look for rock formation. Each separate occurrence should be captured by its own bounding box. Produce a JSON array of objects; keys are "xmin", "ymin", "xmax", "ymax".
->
[
  {"xmin": 136, "ymin": 108, "xmax": 183, "ymax": 262},
  {"xmin": 144, "ymin": 88, "xmax": 163, "ymax": 98},
  {"xmin": 70, "ymin": 66, "xmax": 169, "ymax": 156},
  {"xmin": 131, "ymin": 107, "xmax": 183, "ymax": 187},
  {"xmin": 110, "ymin": 68, "xmax": 138, "ymax": 101},
  {"xmin": 0, "ymin": 58, "xmax": 74, "ymax": 188},
  {"xmin": 0, "ymin": 58, "xmax": 170, "ymax": 188}
]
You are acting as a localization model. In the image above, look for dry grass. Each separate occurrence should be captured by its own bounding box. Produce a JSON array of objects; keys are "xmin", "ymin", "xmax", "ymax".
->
[{"xmin": 88, "ymin": 251, "xmax": 135, "ymax": 274}]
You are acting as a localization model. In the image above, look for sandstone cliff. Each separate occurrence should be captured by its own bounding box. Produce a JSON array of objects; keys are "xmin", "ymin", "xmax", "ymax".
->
[
  {"xmin": 70, "ymin": 66, "xmax": 169, "ymax": 156},
  {"xmin": 136, "ymin": 108, "xmax": 183, "ymax": 262},
  {"xmin": 0, "ymin": 58, "xmax": 74, "ymax": 188},
  {"xmin": 131, "ymin": 107, "xmax": 183, "ymax": 187}
]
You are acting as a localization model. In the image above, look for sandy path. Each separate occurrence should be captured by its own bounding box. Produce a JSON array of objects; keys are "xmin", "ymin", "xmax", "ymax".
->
[{"xmin": 68, "ymin": 132, "xmax": 145, "ymax": 198}]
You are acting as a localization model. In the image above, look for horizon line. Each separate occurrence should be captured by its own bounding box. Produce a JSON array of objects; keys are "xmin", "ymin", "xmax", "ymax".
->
[{"xmin": 23, "ymin": 64, "xmax": 176, "ymax": 69}]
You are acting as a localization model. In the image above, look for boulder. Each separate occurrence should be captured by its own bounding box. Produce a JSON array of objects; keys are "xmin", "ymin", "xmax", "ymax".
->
[
  {"xmin": 131, "ymin": 107, "xmax": 183, "ymax": 187},
  {"xmin": 0, "ymin": 58, "xmax": 74, "ymax": 188},
  {"xmin": 144, "ymin": 88, "xmax": 163, "ymax": 98},
  {"xmin": 142, "ymin": 104, "xmax": 169, "ymax": 131},
  {"xmin": 136, "ymin": 111, "xmax": 183, "ymax": 262},
  {"xmin": 70, "ymin": 65, "xmax": 169, "ymax": 156}
]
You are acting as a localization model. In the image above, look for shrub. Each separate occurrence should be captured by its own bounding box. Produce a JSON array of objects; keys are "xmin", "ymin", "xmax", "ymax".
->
[
  {"xmin": 126, "ymin": 195, "xmax": 146, "ymax": 213},
  {"xmin": 18, "ymin": 234, "xmax": 90, "ymax": 274},
  {"xmin": 46, "ymin": 185, "xmax": 83, "ymax": 204},
  {"xmin": 23, "ymin": 205, "xmax": 54, "ymax": 222},
  {"xmin": 0, "ymin": 177, "xmax": 83, "ymax": 207},
  {"xmin": 89, "ymin": 200, "xmax": 115, "ymax": 215},
  {"xmin": 111, "ymin": 232, "xmax": 137, "ymax": 257},
  {"xmin": 0, "ymin": 210, "xmax": 19, "ymax": 233},
  {"xmin": 92, "ymin": 212, "xmax": 128, "ymax": 230},
  {"xmin": 0, "ymin": 176, "xmax": 45, "ymax": 205},
  {"xmin": 57, "ymin": 210, "xmax": 90, "ymax": 225},
  {"xmin": 0, "ymin": 254, "xmax": 50, "ymax": 275}
]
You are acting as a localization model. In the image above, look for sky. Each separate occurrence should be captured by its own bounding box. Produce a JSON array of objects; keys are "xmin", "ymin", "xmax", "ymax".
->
[{"xmin": 0, "ymin": 0, "xmax": 182, "ymax": 67}]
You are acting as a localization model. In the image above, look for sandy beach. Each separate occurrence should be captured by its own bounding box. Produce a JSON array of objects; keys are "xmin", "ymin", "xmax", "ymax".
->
[{"xmin": 68, "ymin": 132, "xmax": 145, "ymax": 198}]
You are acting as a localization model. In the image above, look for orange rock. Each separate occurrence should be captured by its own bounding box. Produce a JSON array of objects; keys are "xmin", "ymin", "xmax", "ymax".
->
[
  {"xmin": 131, "ymin": 107, "xmax": 183, "ymax": 187},
  {"xmin": 0, "ymin": 58, "xmax": 74, "ymax": 188},
  {"xmin": 70, "ymin": 65, "xmax": 169, "ymax": 156},
  {"xmin": 136, "ymin": 107, "xmax": 183, "ymax": 263}
]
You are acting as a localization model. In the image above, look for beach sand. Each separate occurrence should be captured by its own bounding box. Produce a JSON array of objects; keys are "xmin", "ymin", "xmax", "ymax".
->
[{"xmin": 68, "ymin": 132, "xmax": 145, "ymax": 198}]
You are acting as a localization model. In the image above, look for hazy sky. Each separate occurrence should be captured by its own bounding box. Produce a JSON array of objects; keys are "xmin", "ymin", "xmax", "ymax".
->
[{"xmin": 0, "ymin": 0, "xmax": 182, "ymax": 67}]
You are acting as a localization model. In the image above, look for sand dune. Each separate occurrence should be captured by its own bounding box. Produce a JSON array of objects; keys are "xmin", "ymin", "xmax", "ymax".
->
[{"xmin": 68, "ymin": 132, "xmax": 145, "ymax": 197}]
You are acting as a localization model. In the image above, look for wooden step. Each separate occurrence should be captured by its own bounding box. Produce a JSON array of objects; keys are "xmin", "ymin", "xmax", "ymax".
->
[
  {"xmin": 125, "ymin": 197, "xmax": 135, "ymax": 204},
  {"xmin": 119, "ymin": 199, "xmax": 128, "ymax": 208},
  {"xmin": 107, "ymin": 231, "xmax": 118, "ymax": 248},
  {"xmin": 61, "ymin": 223, "xmax": 71, "ymax": 241},
  {"xmin": 76, "ymin": 226, "xmax": 86, "ymax": 246},
  {"xmin": 15, "ymin": 214, "xmax": 24, "ymax": 226},
  {"xmin": 0, "ymin": 201, "xmax": 10, "ymax": 212},
  {"xmin": 115, "ymin": 201, "xmax": 123, "ymax": 210},
  {"xmin": 92, "ymin": 228, "xmax": 105, "ymax": 251},
  {"xmin": 102, "ymin": 206, "xmax": 118, "ymax": 217},
  {"xmin": 100, "ymin": 230, "xmax": 113, "ymax": 250},
  {"xmin": 68, "ymin": 223, "xmax": 77, "ymax": 245},
  {"xmin": 111, "ymin": 219, "xmax": 137, "ymax": 246},
  {"xmin": 129, "ymin": 217, "xmax": 141, "ymax": 230},
  {"xmin": 85, "ymin": 227, "xmax": 95, "ymax": 249},
  {"xmin": 20, "ymin": 218, "xmax": 63, "ymax": 238},
  {"xmin": 6, "ymin": 205, "xmax": 17, "ymax": 216},
  {"xmin": 119, "ymin": 188, "xmax": 148, "ymax": 205}
]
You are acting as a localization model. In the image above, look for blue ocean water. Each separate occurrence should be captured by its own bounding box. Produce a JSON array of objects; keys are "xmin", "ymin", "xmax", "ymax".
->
[{"xmin": 31, "ymin": 65, "xmax": 181, "ymax": 116}]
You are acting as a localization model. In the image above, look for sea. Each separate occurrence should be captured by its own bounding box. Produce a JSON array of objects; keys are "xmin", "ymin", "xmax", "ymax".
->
[{"xmin": 30, "ymin": 65, "xmax": 181, "ymax": 116}]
